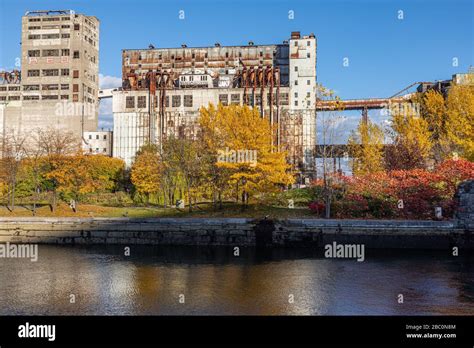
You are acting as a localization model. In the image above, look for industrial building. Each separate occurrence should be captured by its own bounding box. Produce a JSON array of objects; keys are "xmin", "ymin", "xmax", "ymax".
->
[
  {"xmin": 0, "ymin": 10, "xmax": 100, "ymax": 145},
  {"xmin": 113, "ymin": 31, "xmax": 317, "ymax": 176}
]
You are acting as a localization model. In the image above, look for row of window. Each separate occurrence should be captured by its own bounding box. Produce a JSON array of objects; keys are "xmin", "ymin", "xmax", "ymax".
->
[
  {"xmin": 28, "ymin": 33, "xmax": 71, "ymax": 40},
  {"xmin": 0, "ymin": 86, "xmax": 20, "ymax": 91},
  {"xmin": 0, "ymin": 94, "xmax": 87, "ymax": 102},
  {"xmin": 28, "ymin": 49, "xmax": 82, "ymax": 58},
  {"xmin": 88, "ymin": 148, "xmax": 108, "ymax": 153},
  {"xmin": 27, "ymin": 69, "xmax": 81, "ymax": 78},
  {"xmin": 88, "ymin": 134, "xmax": 108, "ymax": 140},
  {"xmin": 124, "ymin": 93, "xmax": 291, "ymax": 109},
  {"xmin": 28, "ymin": 24, "xmax": 71, "ymax": 30}
]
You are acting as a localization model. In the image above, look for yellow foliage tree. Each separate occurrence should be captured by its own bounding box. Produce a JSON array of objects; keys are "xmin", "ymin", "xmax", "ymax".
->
[
  {"xmin": 445, "ymin": 84, "xmax": 474, "ymax": 161},
  {"xmin": 199, "ymin": 104, "xmax": 294, "ymax": 204},
  {"xmin": 386, "ymin": 105, "xmax": 433, "ymax": 170},
  {"xmin": 348, "ymin": 118, "xmax": 385, "ymax": 175},
  {"xmin": 46, "ymin": 154, "xmax": 124, "ymax": 203},
  {"xmin": 130, "ymin": 145, "xmax": 161, "ymax": 200}
]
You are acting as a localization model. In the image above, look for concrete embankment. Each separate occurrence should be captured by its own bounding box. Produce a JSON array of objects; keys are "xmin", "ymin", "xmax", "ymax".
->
[{"xmin": 0, "ymin": 217, "xmax": 471, "ymax": 249}]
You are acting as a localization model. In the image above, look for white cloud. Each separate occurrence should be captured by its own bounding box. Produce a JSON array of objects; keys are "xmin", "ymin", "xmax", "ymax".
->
[
  {"xmin": 98, "ymin": 97, "xmax": 113, "ymax": 130},
  {"xmin": 99, "ymin": 74, "xmax": 122, "ymax": 89}
]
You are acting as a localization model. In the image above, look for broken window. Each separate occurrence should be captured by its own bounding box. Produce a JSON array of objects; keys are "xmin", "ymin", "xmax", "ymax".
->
[
  {"xmin": 231, "ymin": 94, "xmax": 240, "ymax": 105},
  {"xmin": 42, "ymin": 49, "xmax": 59, "ymax": 57},
  {"xmin": 172, "ymin": 95, "xmax": 181, "ymax": 107},
  {"xmin": 27, "ymin": 70, "xmax": 40, "ymax": 77},
  {"xmin": 219, "ymin": 94, "xmax": 228, "ymax": 106},
  {"xmin": 137, "ymin": 96, "xmax": 147, "ymax": 108},
  {"xmin": 73, "ymin": 51, "xmax": 80, "ymax": 59},
  {"xmin": 42, "ymin": 69, "xmax": 59, "ymax": 76},
  {"xmin": 126, "ymin": 96, "xmax": 135, "ymax": 108},
  {"xmin": 184, "ymin": 95, "xmax": 193, "ymax": 107}
]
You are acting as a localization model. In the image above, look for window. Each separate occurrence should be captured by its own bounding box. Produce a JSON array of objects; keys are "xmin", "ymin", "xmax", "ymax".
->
[
  {"xmin": 89, "ymin": 135, "xmax": 92, "ymax": 140},
  {"xmin": 28, "ymin": 50, "xmax": 40, "ymax": 57},
  {"xmin": 219, "ymin": 94, "xmax": 228, "ymax": 106},
  {"xmin": 42, "ymin": 95, "xmax": 58, "ymax": 100},
  {"xmin": 73, "ymin": 51, "xmax": 80, "ymax": 59},
  {"xmin": 0, "ymin": 86, "xmax": 5, "ymax": 91},
  {"xmin": 73, "ymin": 94, "xmax": 79, "ymax": 102},
  {"xmin": 42, "ymin": 69, "xmax": 59, "ymax": 76},
  {"xmin": 28, "ymin": 26, "xmax": 41, "ymax": 30},
  {"xmin": 27, "ymin": 70, "xmax": 40, "ymax": 77},
  {"xmin": 184, "ymin": 95, "xmax": 193, "ymax": 107},
  {"xmin": 42, "ymin": 84, "xmax": 59, "ymax": 90},
  {"xmin": 307, "ymin": 92, "xmax": 311, "ymax": 98},
  {"xmin": 294, "ymin": 100, "xmax": 298, "ymax": 106},
  {"xmin": 0, "ymin": 96, "xmax": 6, "ymax": 101},
  {"xmin": 126, "ymin": 96, "xmax": 135, "ymax": 108},
  {"xmin": 42, "ymin": 49, "xmax": 59, "ymax": 57},
  {"xmin": 74, "ymin": 23, "xmax": 80, "ymax": 30},
  {"xmin": 8, "ymin": 96, "xmax": 20, "ymax": 101},
  {"xmin": 61, "ymin": 33, "xmax": 70, "ymax": 38},
  {"xmin": 307, "ymin": 80, "xmax": 310, "ymax": 85},
  {"xmin": 231, "ymin": 94, "xmax": 240, "ymax": 105},
  {"xmin": 24, "ymin": 85, "xmax": 40, "ymax": 91},
  {"xmin": 103, "ymin": 148, "xmax": 107, "ymax": 153},
  {"xmin": 294, "ymin": 92, "xmax": 298, "ymax": 98},
  {"xmin": 307, "ymin": 100, "xmax": 310, "ymax": 106},
  {"xmin": 103, "ymin": 135, "xmax": 107, "ymax": 140},
  {"xmin": 165, "ymin": 96, "xmax": 169, "ymax": 107},
  {"xmin": 61, "ymin": 95, "xmax": 69, "ymax": 100},
  {"xmin": 96, "ymin": 135, "xmax": 99, "ymax": 140},
  {"xmin": 61, "ymin": 24, "xmax": 70, "ymax": 28},
  {"xmin": 172, "ymin": 95, "xmax": 181, "ymax": 107},
  {"xmin": 73, "ymin": 84, "xmax": 79, "ymax": 92},
  {"xmin": 137, "ymin": 96, "xmax": 146, "ymax": 108},
  {"xmin": 61, "ymin": 84, "xmax": 69, "ymax": 90},
  {"xmin": 61, "ymin": 69, "xmax": 70, "ymax": 76},
  {"xmin": 294, "ymin": 66, "xmax": 298, "ymax": 72},
  {"xmin": 307, "ymin": 53, "xmax": 310, "ymax": 58},
  {"xmin": 42, "ymin": 34, "xmax": 60, "ymax": 39},
  {"xmin": 24, "ymin": 95, "xmax": 39, "ymax": 100},
  {"xmin": 307, "ymin": 41, "xmax": 311, "ymax": 46},
  {"xmin": 73, "ymin": 70, "xmax": 79, "ymax": 78},
  {"xmin": 89, "ymin": 148, "xmax": 93, "ymax": 153},
  {"xmin": 61, "ymin": 49, "xmax": 70, "ymax": 56},
  {"xmin": 8, "ymin": 86, "xmax": 20, "ymax": 91},
  {"xmin": 29, "ymin": 18, "xmax": 41, "ymax": 22},
  {"xmin": 294, "ymin": 41, "xmax": 298, "ymax": 46},
  {"xmin": 28, "ymin": 34, "xmax": 40, "ymax": 40},
  {"xmin": 295, "ymin": 80, "xmax": 298, "ymax": 86}
]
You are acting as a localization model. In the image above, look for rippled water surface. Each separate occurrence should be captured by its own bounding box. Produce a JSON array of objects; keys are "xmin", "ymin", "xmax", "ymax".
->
[{"xmin": 0, "ymin": 245, "xmax": 472, "ymax": 315}]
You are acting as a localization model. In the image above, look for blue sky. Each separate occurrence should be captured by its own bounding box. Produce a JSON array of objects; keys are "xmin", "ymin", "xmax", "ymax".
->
[{"xmin": 1, "ymin": 0, "xmax": 472, "ymax": 131}]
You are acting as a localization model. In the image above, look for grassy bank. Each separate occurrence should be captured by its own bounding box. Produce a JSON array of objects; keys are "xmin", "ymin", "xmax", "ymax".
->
[{"xmin": 0, "ymin": 202, "xmax": 315, "ymax": 219}]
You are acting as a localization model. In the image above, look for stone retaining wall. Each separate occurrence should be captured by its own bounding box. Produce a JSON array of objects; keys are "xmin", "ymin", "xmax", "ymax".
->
[{"xmin": 0, "ymin": 217, "xmax": 471, "ymax": 249}]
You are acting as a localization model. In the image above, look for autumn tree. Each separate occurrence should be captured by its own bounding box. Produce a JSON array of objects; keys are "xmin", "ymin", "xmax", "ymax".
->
[
  {"xmin": 445, "ymin": 84, "xmax": 474, "ymax": 161},
  {"xmin": 199, "ymin": 103, "xmax": 294, "ymax": 207},
  {"xmin": 385, "ymin": 104, "xmax": 433, "ymax": 170},
  {"xmin": 348, "ymin": 118, "xmax": 385, "ymax": 175},
  {"xmin": 0, "ymin": 131, "xmax": 27, "ymax": 211},
  {"xmin": 130, "ymin": 144, "xmax": 162, "ymax": 203},
  {"xmin": 46, "ymin": 154, "xmax": 124, "ymax": 209}
]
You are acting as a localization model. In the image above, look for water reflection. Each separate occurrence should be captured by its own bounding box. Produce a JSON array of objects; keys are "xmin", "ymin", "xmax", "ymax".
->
[{"xmin": 0, "ymin": 245, "xmax": 472, "ymax": 315}]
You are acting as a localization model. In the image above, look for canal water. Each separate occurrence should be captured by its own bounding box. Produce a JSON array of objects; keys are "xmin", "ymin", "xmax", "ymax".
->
[{"xmin": 0, "ymin": 245, "xmax": 472, "ymax": 315}]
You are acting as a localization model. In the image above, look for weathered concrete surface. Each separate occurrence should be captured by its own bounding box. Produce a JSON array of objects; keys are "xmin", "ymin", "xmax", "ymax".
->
[{"xmin": 0, "ymin": 217, "xmax": 471, "ymax": 249}]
